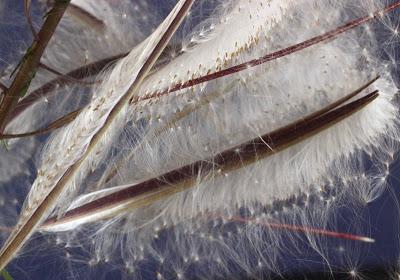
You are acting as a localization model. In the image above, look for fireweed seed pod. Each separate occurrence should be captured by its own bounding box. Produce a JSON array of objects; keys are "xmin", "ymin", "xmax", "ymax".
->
[{"xmin": 1, "ymin": 0, "xmax": 400, "ymax": 279}]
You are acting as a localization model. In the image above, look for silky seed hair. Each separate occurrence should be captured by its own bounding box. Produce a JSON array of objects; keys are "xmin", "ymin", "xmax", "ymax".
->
[{"xmin": 1, "ymin": 0, "xmax": 400, "ymax": 278}]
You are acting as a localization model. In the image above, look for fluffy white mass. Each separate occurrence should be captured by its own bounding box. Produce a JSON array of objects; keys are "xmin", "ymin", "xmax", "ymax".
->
[{"xmin": 1, "ymin": 0, "xmax": 400, "ymax": 278}]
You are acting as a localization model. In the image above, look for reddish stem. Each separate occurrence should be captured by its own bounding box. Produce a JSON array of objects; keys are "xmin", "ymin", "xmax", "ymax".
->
[
  {"xmin": 219, "ymin": 215, "xmax": 374, "ymax": 243},
  {"xmin": 129, "ymin": 2, "xmax": 400, "ymax": 105}
]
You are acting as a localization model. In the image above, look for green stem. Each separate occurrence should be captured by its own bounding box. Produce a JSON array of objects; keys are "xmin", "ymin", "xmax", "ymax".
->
[
  {"xmin": 0, "ymin": 269, "xmax": 13, "ymax": 280},
  {"xmin": 0, "ymin": 0, "xmax": 70, "ymax": 132}
]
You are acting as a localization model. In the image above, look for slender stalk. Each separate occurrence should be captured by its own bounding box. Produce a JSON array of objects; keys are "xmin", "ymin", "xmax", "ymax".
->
[
  {"xmin": 0, "ymin": 0, "xmax": 70, "ymax": 132},
  {"xmin": 8, "ymin": 54, "xmax": 125, "ymax": 124},
  {"xmin": 0, "ymin": 269, "xmax": 13, "ymax": 280},
  {"xmin": 215, "ymin": 215, "xmax": 375, "ymax": 243},
  {"xmin": 38, "ymin": 62, "xmax": 96, "ymax": 85},
  {"xmin": 24, "ymin": 0, "xmax": 39, "ymax": 41},
  {"xmin": 0, "ymin": 108, "xmax": 81, "ymax": 139}
]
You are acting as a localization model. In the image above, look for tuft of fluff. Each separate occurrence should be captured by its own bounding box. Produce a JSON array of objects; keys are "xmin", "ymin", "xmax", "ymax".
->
[
  {"xmin": 0, "ymin": 1, "xmax": 157, "ymax": 244},
  {"xmin": 0, "ymin": 0, "xmax": 194, "ymax": 269},
  {"xmin": 40, "ymin": 0, "xmax": 400, "ymax": 277},
  {"xmin": 0, "ymin": 0, "xmax": 156, "ymax": 186},
  {"xmin": 0, "ymin": 0, "xmax": 168, "ymax": 265},
  {"xmin": 1, "ymin": 0, "xmax": 400, "ymax": 278}
]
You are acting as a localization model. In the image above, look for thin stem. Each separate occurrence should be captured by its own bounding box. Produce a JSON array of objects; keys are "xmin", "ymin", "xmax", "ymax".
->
[
  {"xmin": 0, "ymin": 0, "xmax": 71, "ymax": 132},
  {"xmin": 8, "ymin": 54, "xmax": 125, "ymax": 124},
  {"xmin": 0, "ymin": 108, "xmax": 81, "ymax": 139},
  {"xmin": 24, "ymin": 0, "xmax": 39, "ymax": 41},
  {"xmin": 218, "ymin": 215, "xmax": 374, "ymax": 243},
  {"xmin": 39, "ymin": 62, "xmax": 97, "ymax": 85}
]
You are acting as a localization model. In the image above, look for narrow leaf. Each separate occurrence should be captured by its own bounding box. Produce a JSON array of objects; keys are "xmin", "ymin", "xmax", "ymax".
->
[
  {"xmin": 215, "ymin": 215, "xmax": 375, "ymax": 243},
  {"xmin": 0, "ymin": 108, "xmax": 81, "ymax": 139}
]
